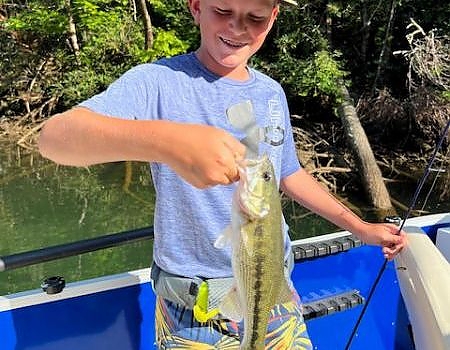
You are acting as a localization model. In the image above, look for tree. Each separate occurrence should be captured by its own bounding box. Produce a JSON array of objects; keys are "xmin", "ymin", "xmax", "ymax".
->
[
  {"xmin": 1, "ymin": 0, "xmax": 194, "ymax": 118},
  {"xmin": 64, "ymin": 0, "xmax": 81, "ymax": 64},
  {"xmin": 136, "ymin": 0, "xmax": 153, "ymax": 50},
  {"xmin": 337, "ymin": 85, "xmax": 394, "ymax": 213}
]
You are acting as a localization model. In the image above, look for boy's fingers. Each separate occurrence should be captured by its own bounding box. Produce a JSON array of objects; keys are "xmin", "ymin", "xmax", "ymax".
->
[
  {"xmin": 223, "ymin": 135, "xmax": 246, "ymax": 158},
  {"xmin": 225, "ymin": 165, "xmax": 240, "ymax": 183},
  {"xmin": 383, "ymin": 231, "xmax": 407, "ymax": 259},
  {"xmin": 392, "ymin": 235, "xmax": 403, "ymax": 245},
  {"xmin": 383, "ymin": 246, "xmax": 397, "ymax": 260},
  {"xmin": 383, "ymin": 244, "xmax": 398, "ymax": 255}
]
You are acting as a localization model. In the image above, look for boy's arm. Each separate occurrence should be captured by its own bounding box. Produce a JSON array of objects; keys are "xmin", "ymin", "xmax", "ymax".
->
[
  {"xmin": 38, "ymin": 107, "xmax": 246, "ymax": 189},
  {"xmin": 280, "ymin": 168, "xmax": 407, "ymax": 260}
]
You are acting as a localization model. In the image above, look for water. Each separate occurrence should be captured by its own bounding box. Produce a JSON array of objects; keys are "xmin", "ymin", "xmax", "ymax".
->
[
  {"xmin": 0, "ymin": 145, "xmax": 155, "ymax": 295},
  {"xmin": 0, "ymin": 143, "xmax": 448, "ymax": 295}
]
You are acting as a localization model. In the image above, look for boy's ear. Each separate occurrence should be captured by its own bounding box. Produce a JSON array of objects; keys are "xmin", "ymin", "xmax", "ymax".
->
[
  {"xmin": 267, "ymin": 5, "xmax": 279, "ymax": 28},
  {"xmin": 272, "ymin": 5, "xmax": 279, "ymax": 20},
  {"xmin": 188, "ymin": 0, "xmax": 201, "ymax": 25}
]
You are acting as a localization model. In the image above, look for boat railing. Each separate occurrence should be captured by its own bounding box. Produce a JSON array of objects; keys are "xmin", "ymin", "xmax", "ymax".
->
[{"xmin": 0, "ymin": 226, "xmax": 154, "ymax": 272}]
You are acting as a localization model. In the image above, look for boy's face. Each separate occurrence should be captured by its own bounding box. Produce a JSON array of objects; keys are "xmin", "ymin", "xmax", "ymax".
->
[{"xmin": 189, "ymin": 0, "xmax": 279, "ymax": 80}]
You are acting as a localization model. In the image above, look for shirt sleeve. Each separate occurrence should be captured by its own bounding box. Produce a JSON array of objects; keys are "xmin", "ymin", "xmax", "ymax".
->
[
  {"xmin": 280, "ymin": 91, "xmax": 301, "ymax": 179},
  {"xmin": 79, "ymin": 64, "xmax": 154, "ymax": 121}
]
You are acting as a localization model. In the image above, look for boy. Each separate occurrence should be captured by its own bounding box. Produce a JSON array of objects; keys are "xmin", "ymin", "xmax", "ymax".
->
[{"xmin": 38, "ymin": 0, "xmax": 407, "ymax": 348}]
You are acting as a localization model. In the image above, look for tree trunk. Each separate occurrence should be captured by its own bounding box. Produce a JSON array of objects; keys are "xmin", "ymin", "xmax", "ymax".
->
[
  {"xmin": 130, "ymin": 0, "xmax": 137, "ymax": 21},
  {"xmin": 337, "ymin": 85, "xmax": 394, "ymax": 214},
  {"xmin": 325, "ymin": 1, "xmax": 332, "ymax": 45},
  {"xmin": 372, "ymin": 0, "xmax": 398, "ymax": 92},
  {"xmin": 360, "ymin": 0, "xmax": 369, "ymax": 69},
  {"xmin": 137, "ymin": 0, "xmax": 153, "ymax": 50},
  {"xmin": 360, "ymin": 0, "xmax": 383, "ymax": 70},
  {"xmin": 64, "ymin": 0, "xmax": 80, "ymax": 64}
]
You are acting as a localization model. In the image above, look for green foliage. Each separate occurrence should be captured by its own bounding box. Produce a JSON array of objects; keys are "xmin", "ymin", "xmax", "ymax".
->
[
  {"xmin": 5, "ymin": 5, "xmax": 67, "ymax": 36},
  {"xmin": 290, "ymin": 50, "xmax": 347, "ymax": 98},
  {"xmin": 54, "ymin": 61, "xmax": 122, "ymax": 107},
  {"xmin": 442, "ymin": 91, "xmax": 450, "ymax": 102},
  {"xmin": 148, "ymin": 0, "xmax": 199, "ymax": 49},
  {"xmin": 130, "ymin": 28, "xmax": 190, "ymax": 63},
  {"xmin": 1, "ymin": 0, "xmax": 196, "ymax": 113},
  {"xmin": 2, "ymin": 0, "xmax": 450, "ymax": 122},
  {"xmin": 150, "ymin": 29, "xmax": 190, "ymax": 59},
  {"xmin": 250, "ymin": 3, "xmax": 350, "ymax": 114},
  {"xmin": 254, "ymin": 5, "xmax": 348, "ymax": 109}
]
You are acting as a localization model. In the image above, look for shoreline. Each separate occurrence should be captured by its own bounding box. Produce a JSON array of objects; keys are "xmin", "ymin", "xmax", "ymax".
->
[
  {"xmin": 1, "ymin": 118, "xmax": 447, "ymax": 205},
  {"xmin": 0, "ymin": 119, "xmax": 44, "ymax": 150},
  {"xmin": 0, "ymin": 117, "xmax": 441, "ymax": 176}
]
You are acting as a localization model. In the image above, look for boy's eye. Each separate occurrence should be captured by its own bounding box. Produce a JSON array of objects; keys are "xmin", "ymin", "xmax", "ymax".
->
[
  {"xmin": 215, "ymin": 8, "xmax": 231, "ymax": 15},
  {"xmin": 249, "ymin": 15, "xmax": 266, "ymax": 22},
  {"xmin": 214, "ymin": 8, "xmax": 267, "ymax": 22}
]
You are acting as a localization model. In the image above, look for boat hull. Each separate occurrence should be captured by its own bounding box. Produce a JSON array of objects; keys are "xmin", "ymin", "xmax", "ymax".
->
[{"xmin": 1, "ymin": 213, "xmax": 449, "ymax": 350}]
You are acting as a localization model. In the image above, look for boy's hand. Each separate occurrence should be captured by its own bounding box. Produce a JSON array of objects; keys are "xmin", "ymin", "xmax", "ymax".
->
[
  {"xmin": 358, "ymin": 223, "xmax": 408, "ymax": 260},
  {"xmin": 165, "ymin": 123, "xmax": 246, "ymax": 189}
]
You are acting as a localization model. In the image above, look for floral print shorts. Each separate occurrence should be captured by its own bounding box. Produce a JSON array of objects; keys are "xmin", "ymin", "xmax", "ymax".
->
[{"xmin": 154, "ymin": 289, "xmax": 313, "ymax": 349}]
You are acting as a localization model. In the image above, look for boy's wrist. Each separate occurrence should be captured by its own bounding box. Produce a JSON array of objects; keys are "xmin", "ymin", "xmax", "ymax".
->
[{"xmin": 336, "ymin": 209, "xmax": 368, "ymax": 237}]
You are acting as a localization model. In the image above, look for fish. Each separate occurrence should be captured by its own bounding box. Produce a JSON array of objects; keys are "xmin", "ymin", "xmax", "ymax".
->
[{"xmin": 215, "ymin": 154, "xmax": 293, "ymax": 349}]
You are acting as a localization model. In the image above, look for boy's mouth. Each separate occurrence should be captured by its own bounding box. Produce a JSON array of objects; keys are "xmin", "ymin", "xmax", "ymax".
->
[{"xmin": 220, "ymin": 37, "xmax": 247, "ymax": 48}]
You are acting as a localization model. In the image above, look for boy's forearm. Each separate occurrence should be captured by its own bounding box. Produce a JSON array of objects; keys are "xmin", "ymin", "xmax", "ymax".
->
[
  {"xmin": 38, "ymin": 107, "xmax": 177, "ymax": 166},
  {"xmin": 38, "ymin": 107, "xmax": 246, "ymax": 188},
  {"xmin": 281, "ymin": 169, "xmax": 366, "ymax": 235},
  {"xmin": 282, "ymin": 168, "xmax": 407, "ymax": 258}
]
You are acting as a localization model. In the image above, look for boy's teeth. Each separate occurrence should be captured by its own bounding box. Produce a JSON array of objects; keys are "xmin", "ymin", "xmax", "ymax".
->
[{"xmin": 222, "ymin": 38, "xmax": 244, "ymax": 47}]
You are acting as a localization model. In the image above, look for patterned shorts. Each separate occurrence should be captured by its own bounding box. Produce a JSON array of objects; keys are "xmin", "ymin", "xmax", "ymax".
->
[{"xmin": 155, "ymin": 289, "xmax": 313, "ymax": 349}]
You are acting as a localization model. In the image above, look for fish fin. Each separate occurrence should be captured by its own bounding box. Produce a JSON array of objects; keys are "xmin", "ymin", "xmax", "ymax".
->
[
  {"xmin": 277, "ymin": 280, "xmax": 294, "ymax": 305},
  {"xmin": 218, "ymin": 285, "xmax": 243, "ymax": 322},
  {"xmin": 214, "ymin": 226, "xmax": 233, "ymax": 249},
  {"xmin": 240, "ymin": 226, "xmax": 250, "ymax": 252}
]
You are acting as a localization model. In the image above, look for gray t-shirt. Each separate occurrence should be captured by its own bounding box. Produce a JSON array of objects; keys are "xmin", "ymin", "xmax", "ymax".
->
[{"xmin": 80, "ymin": 52, "xmax": 301, "ymax": 278}]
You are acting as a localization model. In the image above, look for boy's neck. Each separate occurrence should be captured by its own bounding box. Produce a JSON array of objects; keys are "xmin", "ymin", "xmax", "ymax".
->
[
  {"xmin": 194, "ymin": 50, "xmax": 251, "ymax": 82},
  {"xmin": 220, "ymin": 66, "xmax": 251, "ymax": 82}
]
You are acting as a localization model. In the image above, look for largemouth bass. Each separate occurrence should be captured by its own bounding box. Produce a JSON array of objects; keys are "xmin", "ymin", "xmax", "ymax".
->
[{"xmin": 215, "ymin": 154, "xmax": 293, "ymax": 349}]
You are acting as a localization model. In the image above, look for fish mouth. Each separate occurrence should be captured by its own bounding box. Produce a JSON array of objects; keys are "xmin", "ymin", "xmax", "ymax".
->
[
  {"xmin": 238, "ymin": 191, "xmax": 269, "ymax": 219},
  {"xmin": 235, "ymin": 154, "xmax": 276, "ymax": 219},
  {"xmin": 236, "ymin": 158, "xmax": 272, "ymax": 219}
]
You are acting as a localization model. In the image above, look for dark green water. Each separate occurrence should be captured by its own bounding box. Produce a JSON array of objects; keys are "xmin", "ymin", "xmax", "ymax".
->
[
  {"xmin": 0, "ymin": 145, "xmax": 156, "ymax": 295},
  {"xmin": 0, "ymin": 143, "xmax": 447, "ymax": 295}
]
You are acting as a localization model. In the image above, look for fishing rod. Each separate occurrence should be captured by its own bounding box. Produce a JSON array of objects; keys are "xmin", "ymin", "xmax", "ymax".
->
[{"xmin": 344, "ymin": 119, "xmax": 450, "ymax": 350}]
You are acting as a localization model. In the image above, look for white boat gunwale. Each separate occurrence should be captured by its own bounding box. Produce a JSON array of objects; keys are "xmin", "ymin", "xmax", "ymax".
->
[{"xmin": 1, "ymin": 212, "xmax": 449, "ymax": 314}]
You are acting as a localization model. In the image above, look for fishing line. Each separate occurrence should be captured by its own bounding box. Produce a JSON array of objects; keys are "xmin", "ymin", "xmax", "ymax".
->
[
  {"xmin": 420, "ymin": 165, "xmax": 444, "ymax": 213},
  {"xmin": 344, "ymin": 119, "xmax": 450, "ymax": 350},
  {"xmin": 420, "ymin": 145, "xmax": 450, "ymax": 211}
]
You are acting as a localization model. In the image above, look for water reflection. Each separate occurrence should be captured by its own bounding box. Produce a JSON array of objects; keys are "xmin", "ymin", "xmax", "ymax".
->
[{"xmin": 0, "ymin": 143, "xmax": 448, "ymax": 295}]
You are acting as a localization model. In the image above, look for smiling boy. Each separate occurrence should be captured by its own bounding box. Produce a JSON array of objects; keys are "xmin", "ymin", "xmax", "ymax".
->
[
  {"xmin": 191, "ymin": 0, "xmax": 279, "ymax": 81},
  {"xmin": 38, "ymin": 0, "xmax": 406, "ymax": 348}
]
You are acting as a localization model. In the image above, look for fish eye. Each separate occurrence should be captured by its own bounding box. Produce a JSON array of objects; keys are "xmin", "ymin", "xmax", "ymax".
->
[{"xmin": 262, "ymin": 171, "xmax": 272, "ymax": 182}]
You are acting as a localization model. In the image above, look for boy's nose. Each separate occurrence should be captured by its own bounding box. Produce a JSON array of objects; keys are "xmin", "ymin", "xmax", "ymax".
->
[{"xmin": 229, "ymin": 16, "xmax": 247, "ymax": 33}]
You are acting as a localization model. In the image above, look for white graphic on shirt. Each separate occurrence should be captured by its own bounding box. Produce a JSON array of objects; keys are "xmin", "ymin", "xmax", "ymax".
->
[
  {"xmin": 226, "ymin": 98, "xmax": 285, "ymax": 160},
  {"xmin": 264, "ymin": 98, "xmax": 285, "ymax": 146}
]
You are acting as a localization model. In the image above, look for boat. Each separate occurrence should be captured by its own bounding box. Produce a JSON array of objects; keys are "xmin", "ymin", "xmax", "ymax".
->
[{"xmin": 0, "ymin": 212, "xmax": 449, "ymax": 350}]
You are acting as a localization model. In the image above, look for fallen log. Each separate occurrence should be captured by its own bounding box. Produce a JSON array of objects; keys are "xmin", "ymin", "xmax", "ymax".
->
[{"xmin": 337, "ymin": 85, "xmax": 395, "ymax": 214}]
